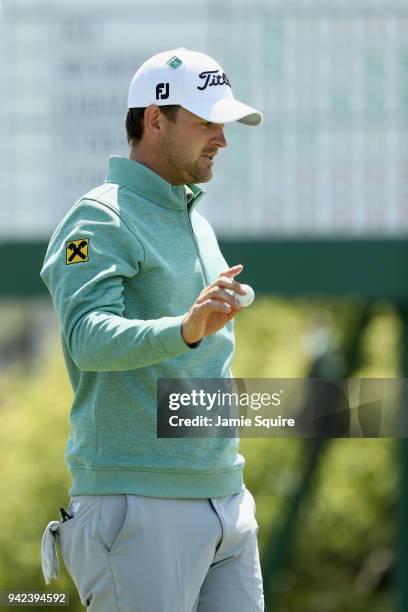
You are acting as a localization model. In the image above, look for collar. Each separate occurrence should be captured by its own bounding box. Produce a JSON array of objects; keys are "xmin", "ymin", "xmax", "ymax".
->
[{"xmin": 104, "ymin": 156, "xmax": 206, "ymax": 211}]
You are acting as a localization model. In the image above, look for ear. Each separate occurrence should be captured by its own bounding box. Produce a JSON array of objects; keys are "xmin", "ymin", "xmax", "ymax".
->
[{"xmin": 143, "ymin": 105, "xmax": 165, "ymax": 142}]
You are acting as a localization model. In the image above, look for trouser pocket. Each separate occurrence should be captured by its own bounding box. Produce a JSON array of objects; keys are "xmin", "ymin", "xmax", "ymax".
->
[
  {"xmin": 57, "ymin": 495, "xmax": 130, "ymax": 609},
  {"xmin": 97, "ymin": 494, "xmax": 129, "ymax": 553}
]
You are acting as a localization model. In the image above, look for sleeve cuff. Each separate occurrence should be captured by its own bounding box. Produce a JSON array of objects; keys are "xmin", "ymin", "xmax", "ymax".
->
[
  {"xmin": 153, "ymin": 315, "xmax": 202, "ymax": 356},
  {"xmin": 185, "ymin": 338, "xmax": 202, "ymax": 349}
]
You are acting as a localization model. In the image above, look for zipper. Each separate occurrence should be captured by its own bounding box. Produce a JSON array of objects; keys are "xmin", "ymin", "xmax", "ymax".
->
[{"xmin": 186, "ymin": 207, "xmax": 209, "ymax": 286}]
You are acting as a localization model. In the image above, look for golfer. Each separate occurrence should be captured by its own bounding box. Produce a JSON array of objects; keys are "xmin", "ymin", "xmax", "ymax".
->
[{"xmin": 40, "ymin": 48, "xmax": 264, "ymax": 611}]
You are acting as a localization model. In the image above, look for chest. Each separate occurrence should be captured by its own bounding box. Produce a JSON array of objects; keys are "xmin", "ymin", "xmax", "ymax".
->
[{"xmin": 123, "ymin": 208, "xmax": 229, "ymax": 317}]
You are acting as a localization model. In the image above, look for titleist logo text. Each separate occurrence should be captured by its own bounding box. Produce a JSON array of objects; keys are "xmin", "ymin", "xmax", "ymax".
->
[{"xmin": 197, "ymin": 70, "xmax": 231, "ymax": 91}]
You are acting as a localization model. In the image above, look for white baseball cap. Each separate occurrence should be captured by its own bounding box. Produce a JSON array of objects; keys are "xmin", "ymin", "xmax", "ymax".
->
[{"xmin": 127, "ymin": 48, "xmax": 263, "ymax": 126}]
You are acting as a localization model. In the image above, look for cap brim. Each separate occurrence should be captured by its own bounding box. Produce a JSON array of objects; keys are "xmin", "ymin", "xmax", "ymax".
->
[{"xmin": 181, "ymin": 98, "xmax": 263, "ymax": 126}]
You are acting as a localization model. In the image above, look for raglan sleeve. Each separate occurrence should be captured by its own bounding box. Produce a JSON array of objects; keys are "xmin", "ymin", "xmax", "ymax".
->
[{"xmin": 40, "ymin": 199, "xmax": 195, "ymax": 372}]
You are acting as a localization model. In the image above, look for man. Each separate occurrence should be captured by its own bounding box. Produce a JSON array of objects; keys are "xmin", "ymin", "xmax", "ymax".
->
[{"xmin": 40, "ymin": 48, "xmax": 264, "ymax": 611}]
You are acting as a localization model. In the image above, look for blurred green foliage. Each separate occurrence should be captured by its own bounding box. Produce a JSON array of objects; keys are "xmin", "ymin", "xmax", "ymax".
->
[{"xmin": 0, "ymin": 297, "xmax": 401, "ymax": 611}]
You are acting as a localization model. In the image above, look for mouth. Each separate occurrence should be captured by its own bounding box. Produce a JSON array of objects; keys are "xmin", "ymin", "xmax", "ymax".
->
[{"xmin": 201, "ymin": 153, "xmax": 216, "ymax": 161}]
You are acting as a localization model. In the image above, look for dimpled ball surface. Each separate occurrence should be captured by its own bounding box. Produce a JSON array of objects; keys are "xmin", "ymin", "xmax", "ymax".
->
[{"xmin": 234, "ymin": 284, "xmax": 255, "ymax": 307}]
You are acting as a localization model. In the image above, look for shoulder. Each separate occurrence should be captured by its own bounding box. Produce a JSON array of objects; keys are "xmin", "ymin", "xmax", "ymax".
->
[
  {"xmin": 49, "ymin": 184, "xmax": 123, "ymax": 244},
  {"xmin": 42, "ymin": 185, "xmax": 137, "ymax": 269},
  {"xmin": 81, "ymin": 183, "xmax": 121, "ymax": 215}
]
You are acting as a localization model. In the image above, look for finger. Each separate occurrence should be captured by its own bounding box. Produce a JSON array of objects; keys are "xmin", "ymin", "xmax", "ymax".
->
[
  {"xmin": 201, "ymin": 299, "xmax": 232, "ymax": 314},
  {"xmin": 197, "ymin": 288, "xmax": 241, "ymax": 309},
  {"xmin": 215, "ymin": 277, "xmax": 247, "ymax": 295},
  {"xmin": 218, "ymin": 264, "xmax": 243, "ymax": 279}
]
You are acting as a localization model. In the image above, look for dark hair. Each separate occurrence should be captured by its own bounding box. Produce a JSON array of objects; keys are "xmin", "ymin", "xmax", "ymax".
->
[{"xmin": 126, "ymin": 105, "xmax": 180, "ymax": 144}]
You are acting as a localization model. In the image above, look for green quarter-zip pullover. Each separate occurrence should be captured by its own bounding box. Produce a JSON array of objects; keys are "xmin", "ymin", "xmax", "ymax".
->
[{"xmin": 41, "ymin": 156, "xmax": 244, "ymax": 498}]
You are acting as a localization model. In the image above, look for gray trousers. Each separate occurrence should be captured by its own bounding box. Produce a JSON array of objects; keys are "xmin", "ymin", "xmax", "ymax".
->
[{"xmin": 56, "ymin": 486, "xmax": 264, "ymax": 611}]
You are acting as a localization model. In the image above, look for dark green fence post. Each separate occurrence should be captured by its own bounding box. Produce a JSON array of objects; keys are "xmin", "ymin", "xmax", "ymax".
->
[{"xmin": 396, "ymin": 305, "xmax": 408, "ymax": 612}]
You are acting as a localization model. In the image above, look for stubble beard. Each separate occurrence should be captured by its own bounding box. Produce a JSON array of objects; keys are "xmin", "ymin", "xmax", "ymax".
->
[{"xmin": 160, "ymin": 132, "xmax": 212, "ymax": 185}]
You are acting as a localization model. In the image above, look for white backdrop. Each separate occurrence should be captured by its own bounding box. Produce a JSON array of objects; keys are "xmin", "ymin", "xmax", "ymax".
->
[{"xmin": 0, "ymin": 0, "xmax": 407, "ymax": 239}]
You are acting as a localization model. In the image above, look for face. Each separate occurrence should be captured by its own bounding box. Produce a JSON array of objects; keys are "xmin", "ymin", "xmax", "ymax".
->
[{"xmin": 158, "ymin": 107, "xmax": 227, "ymax": 185}]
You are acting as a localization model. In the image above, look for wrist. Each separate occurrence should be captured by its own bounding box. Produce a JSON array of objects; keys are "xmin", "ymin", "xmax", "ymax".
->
[{"xmin": 181, "ymin": 318, "xmax": 201, "ymax": 347}]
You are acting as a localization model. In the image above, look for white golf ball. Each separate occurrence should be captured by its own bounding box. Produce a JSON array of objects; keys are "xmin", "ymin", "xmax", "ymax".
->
[{"xmin": 234, "ymin": 284, "xmax": 255, "ymax": 308}]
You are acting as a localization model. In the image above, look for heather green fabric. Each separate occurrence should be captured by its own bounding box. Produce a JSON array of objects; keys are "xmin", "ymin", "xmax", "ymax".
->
[{"xmin": 41, "ymin": 156, "xmax": 244, "ymax": 498}]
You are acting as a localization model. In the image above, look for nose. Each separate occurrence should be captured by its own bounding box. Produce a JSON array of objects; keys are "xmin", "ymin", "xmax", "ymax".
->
[{"xmin": 213, "ymin": 126, "xmax": 227, "ymax": 149}]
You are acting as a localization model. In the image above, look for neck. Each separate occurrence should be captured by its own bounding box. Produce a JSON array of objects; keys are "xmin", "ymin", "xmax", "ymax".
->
[{"xmin": 129, "ymin": 145, "xmax": 185, "ymax": 186}]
